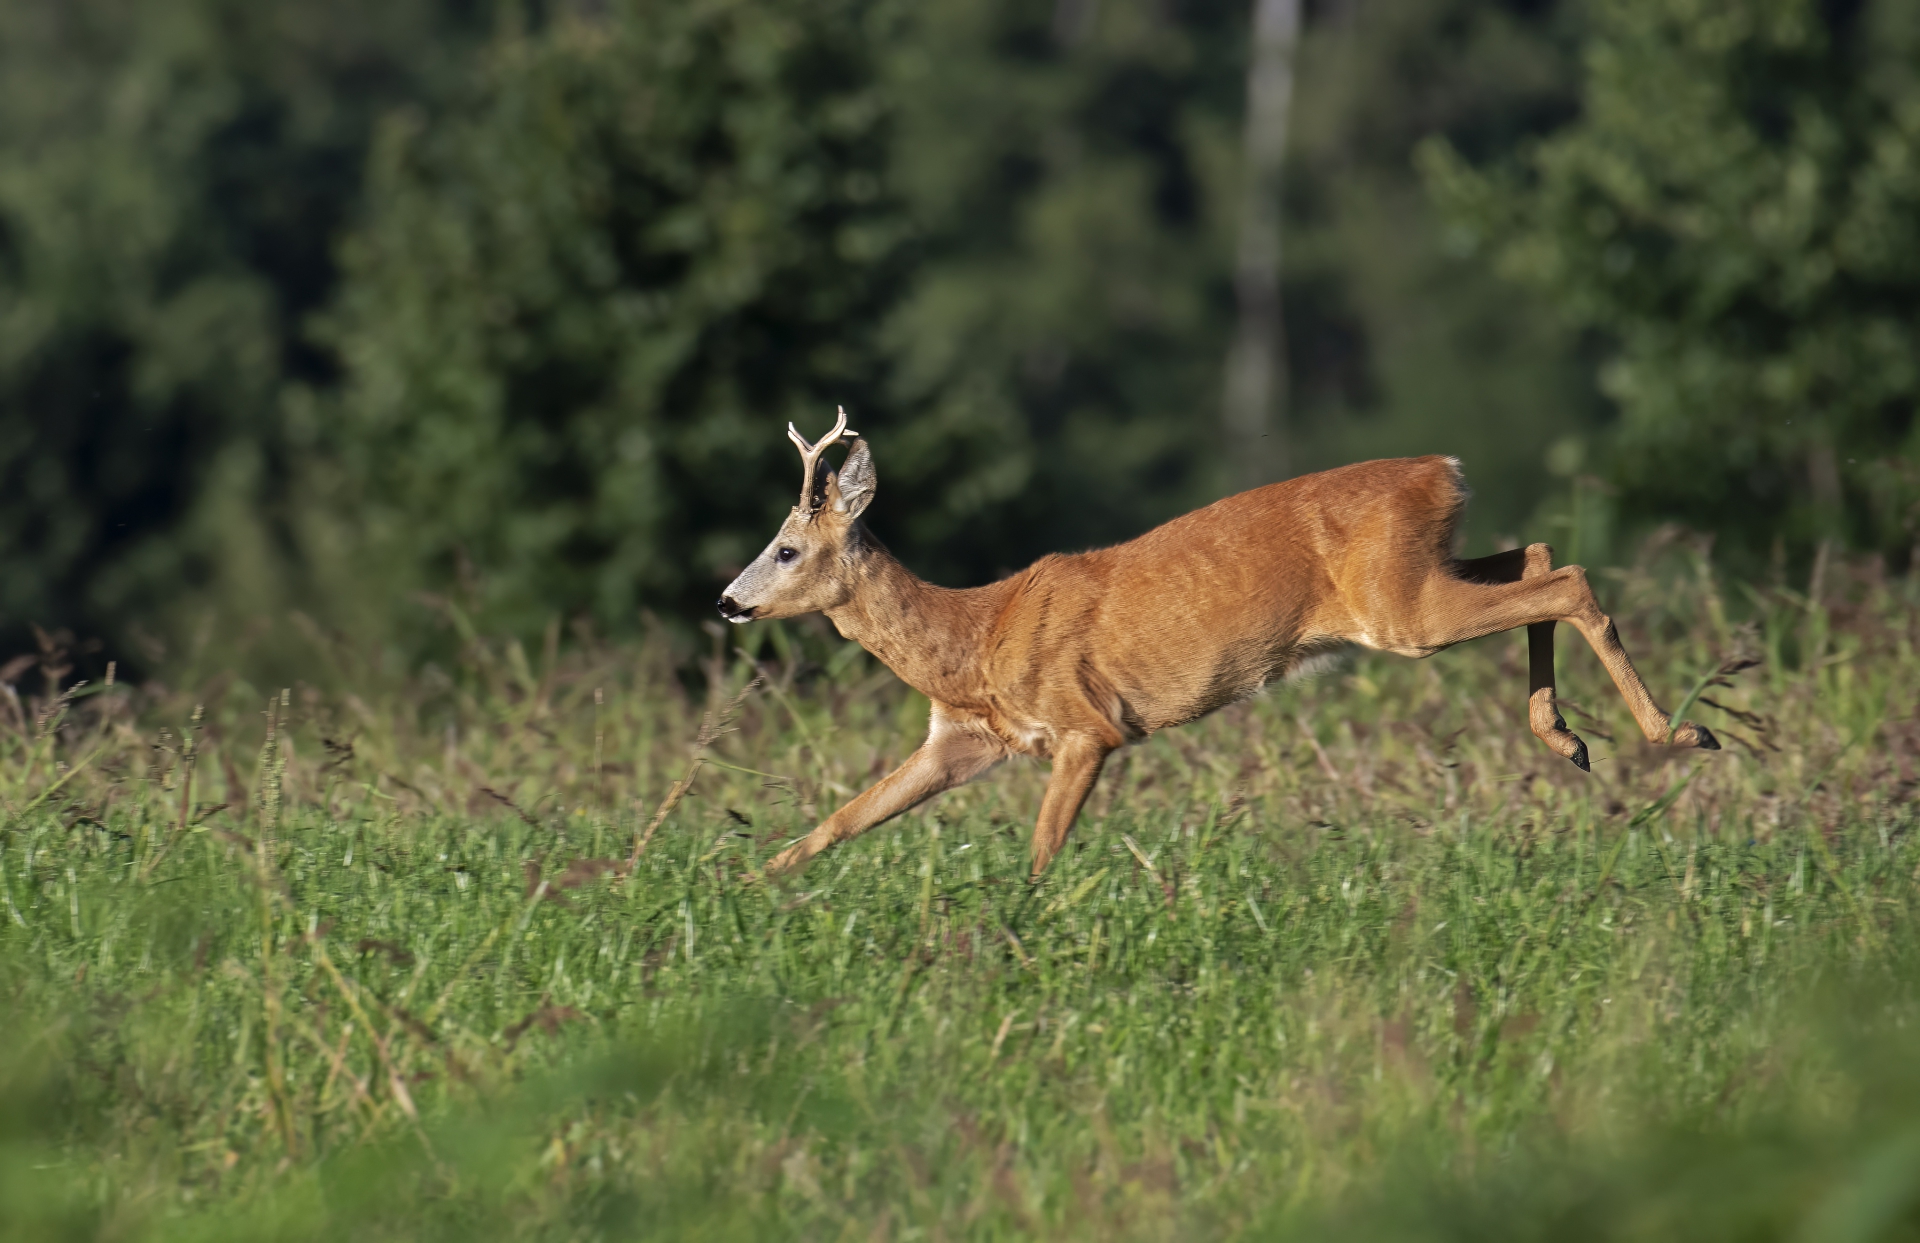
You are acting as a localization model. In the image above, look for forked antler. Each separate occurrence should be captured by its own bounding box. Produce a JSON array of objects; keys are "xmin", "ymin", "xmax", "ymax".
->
[{"xmin": 788, "ymin": 406, "xmax": 857, "ymax": 515}]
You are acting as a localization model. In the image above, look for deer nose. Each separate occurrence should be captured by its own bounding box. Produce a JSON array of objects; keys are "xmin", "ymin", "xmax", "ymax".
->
[{"xmin": 716, "ymin": 595, "xmax": 753, "ymax": 620}]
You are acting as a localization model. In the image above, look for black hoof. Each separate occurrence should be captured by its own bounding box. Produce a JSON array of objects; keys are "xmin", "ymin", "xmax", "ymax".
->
[
  {"xmin": 1672, "ymin": 721, "xmax": 1720, "ymax": 751},
  {"xmin": 1568, "ymin": 739, "xmax": 1591, "ymax": 773}
]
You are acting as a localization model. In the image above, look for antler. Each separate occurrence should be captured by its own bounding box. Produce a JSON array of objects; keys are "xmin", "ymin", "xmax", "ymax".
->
[{"xmin": 788, "ymin": 406, "xmax": 857, "ymax": 514}]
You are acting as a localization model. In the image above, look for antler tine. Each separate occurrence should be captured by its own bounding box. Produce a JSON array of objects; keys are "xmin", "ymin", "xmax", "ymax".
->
[{"xmin": 790, "ymin": 406, "xmax": 857, "ymax": 513}]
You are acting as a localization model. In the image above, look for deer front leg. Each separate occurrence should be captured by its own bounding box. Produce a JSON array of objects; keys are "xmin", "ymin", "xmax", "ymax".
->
[
  {"xmin": 1030, "ymin": 735, "xmax": 1113, "ymax": 877},
  {"xmin": 1455, "ymin": 544, "xmax": 1589, "ymax": 770},
  {"xmin": 766, "ymin": 706, "xmax": 1005, "ymax": 876}
]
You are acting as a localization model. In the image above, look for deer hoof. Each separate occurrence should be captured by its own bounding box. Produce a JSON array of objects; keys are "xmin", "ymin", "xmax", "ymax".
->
[
  {"xmin": 1566, "ymin": 738, "xmax": 1590, "ymax": 772},
  {"xmin": 1670, "ymin": 721, "xmax": 1720, "ymax": 750}
]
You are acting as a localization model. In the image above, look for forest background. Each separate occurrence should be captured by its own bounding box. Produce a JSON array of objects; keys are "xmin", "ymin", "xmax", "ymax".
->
[{"xmin": 2, "ymin": 0, "xmax": 1917, "ymax": 676}]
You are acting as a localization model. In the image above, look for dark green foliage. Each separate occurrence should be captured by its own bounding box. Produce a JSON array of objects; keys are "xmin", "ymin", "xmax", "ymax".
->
[
  {"xmin": 320, "ymin": 0, "xmax": 913, "ymax": 639},
  {"xmin": 4, "ymin": 0, "xmax": 1910, "ymax": 661},
  {"xmin": 317, "ymin": 0, "xmax": 1257, "ymax": 637},
  {"xmin": 1284, "ymin": 0, "xmax": 1613, "ymax": 549},
  {"xmin": 0, "ymin": 0, "xmax": 485, "ymax": 656},
  {"xmin": 320, "ymin": 0, "xmax": 1601, "ymax": 642},
  {"xmin": 0, "ymin": 0, "xmax": 1604, "ymax": 657},
  {"xmin": 1425, "ymin": 0, "xmax": 1920, "ymax": 572},
  {"xmin": 873, "ymin": 0, "xmax": 1243, "ymax": 569}
]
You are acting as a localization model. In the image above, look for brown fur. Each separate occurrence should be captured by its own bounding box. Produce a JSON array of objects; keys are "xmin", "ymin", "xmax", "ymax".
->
[{"xmin": 719, "ymin": 441, "xmax": 1717, "ymax": 877}]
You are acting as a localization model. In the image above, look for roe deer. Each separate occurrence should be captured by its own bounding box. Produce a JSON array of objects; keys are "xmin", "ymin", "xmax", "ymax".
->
[{"xmin": 718, "ymin": 410, "xmax": 1718, "ymax": 877}]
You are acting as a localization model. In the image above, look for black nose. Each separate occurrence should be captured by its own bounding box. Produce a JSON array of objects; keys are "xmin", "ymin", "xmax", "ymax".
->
[{"xmin": 716, "ymin": 595, "xmax": 751, "ymax": 620}]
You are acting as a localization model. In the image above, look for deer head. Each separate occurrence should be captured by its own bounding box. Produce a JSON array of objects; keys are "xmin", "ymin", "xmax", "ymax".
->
[{"xmin": 717, "ymin": 408, "xmax": 877, "ymax": 623}]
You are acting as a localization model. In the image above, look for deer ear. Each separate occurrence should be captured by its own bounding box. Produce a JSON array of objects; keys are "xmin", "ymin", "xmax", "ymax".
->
[{"xmin": 827, "ymin": 437, "xmax": 877, "ymax": 518}]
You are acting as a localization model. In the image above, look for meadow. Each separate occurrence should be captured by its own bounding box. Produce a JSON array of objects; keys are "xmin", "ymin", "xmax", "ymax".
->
[{"xmin": 3, "ymin": 543, "xmax": 1919, "ymax": 1241}]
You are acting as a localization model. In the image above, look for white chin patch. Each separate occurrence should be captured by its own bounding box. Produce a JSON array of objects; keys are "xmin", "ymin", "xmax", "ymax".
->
[{"xmin": 726, "ymin": 614, "xmax": 752, "ymax": 624}]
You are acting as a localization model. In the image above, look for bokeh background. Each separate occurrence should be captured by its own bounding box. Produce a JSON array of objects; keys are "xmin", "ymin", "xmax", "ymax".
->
[{"xmin": 3, "ymin": 0, "xmax": 1916, "ymax": 674}]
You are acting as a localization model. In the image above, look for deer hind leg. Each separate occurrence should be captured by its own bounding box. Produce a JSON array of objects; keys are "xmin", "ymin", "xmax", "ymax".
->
[
  {"xmin": 1030, "ymin": 734, "xmax": 1113, "ymax": 877},
  {"xmin": 1454, "ymin": 544, "xmax": 1589, "ymax": 770},
  {"xmin": 766, "ymin": 708, "xmax": 1006, "ymax": 876},
  {"xmin": 1415, "ymin": 558, "xmax": 1720, "ymax": 753}
]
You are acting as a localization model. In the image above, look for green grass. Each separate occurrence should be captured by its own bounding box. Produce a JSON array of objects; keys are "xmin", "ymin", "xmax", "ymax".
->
[{"xmin": 3, "ymin": 554, "xmax": 1919, "ymax": 1240}]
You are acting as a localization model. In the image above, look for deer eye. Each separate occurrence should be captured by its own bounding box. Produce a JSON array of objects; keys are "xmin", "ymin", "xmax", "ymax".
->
[{"xmin": 776, "ymin": 547, "xmax": 798, "ymax": 564}]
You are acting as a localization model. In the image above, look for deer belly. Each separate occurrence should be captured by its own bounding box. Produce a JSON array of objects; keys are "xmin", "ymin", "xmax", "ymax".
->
[{"xmin": 1114, "ymin": 640, "xmax": 1287, "ymax": 733}]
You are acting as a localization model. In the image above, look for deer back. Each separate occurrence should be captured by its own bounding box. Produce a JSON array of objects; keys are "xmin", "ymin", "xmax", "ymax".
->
[{"xmin": 972, "ymin": 456, "xmax": 1468, "ymax": 747}]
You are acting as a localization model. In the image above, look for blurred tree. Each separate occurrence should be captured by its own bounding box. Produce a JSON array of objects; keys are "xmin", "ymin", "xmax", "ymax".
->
[
  {"xmin": 1283, "ymin": 0, "xmax": 1606, "ymax": 553},
  {"xmin": 1223, "ymin": 0, "xmax": 1302, "ymax": 488},
  {"xmin": 890, "ymin": 0, "xmax": 1604, "ymax": 561},
  {"xmin": 1425, "ymin": 0, "xmax": 1920, "ymax": 571},
  {"xmin": 317, "ymin": 0, "xmax": 913, "ymax": 642},
  {"xmin": 320, "ymin": 0, "xmax": 1255, "ymax": 639},
  {"xmin": 0, "ymin": 0, "xmax": 486, "ymax": 661},
  {"xmin": 873, "ymin": 0, "xmax": 1245, "ymax": 577},
  {"xmin": 0, "ymin": 0, "xmax": 1629, "ymax": 662},
  {"xmin": 322, "ymin": 0, "xmax": 1602, "ymax": 642}
]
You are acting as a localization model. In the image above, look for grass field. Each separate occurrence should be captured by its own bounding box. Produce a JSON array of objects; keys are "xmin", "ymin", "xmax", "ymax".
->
[{"xmin": 4, "ymin": 548, "xmax": 1920, "ymax": 1240}]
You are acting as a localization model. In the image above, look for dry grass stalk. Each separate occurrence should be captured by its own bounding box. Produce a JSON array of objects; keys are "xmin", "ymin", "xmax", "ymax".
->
[{"xmin": 628, "ymin": 672, "xmax": 765, "ymax": 869}]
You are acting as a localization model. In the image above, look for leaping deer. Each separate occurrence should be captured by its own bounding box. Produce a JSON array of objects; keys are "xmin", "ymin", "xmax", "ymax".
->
[{"xmin": 719, "ymin": 409, "xmax": 1718, "ymax": 877}]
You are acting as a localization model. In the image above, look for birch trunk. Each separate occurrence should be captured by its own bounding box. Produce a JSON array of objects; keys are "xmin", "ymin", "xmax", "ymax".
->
[{"xmin": 1222, "ymin": 0, "xmax": 1300, "ymax": 489}]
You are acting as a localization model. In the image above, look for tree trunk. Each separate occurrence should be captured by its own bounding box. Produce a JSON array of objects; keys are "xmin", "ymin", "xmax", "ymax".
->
[{"xmin": 1222, "ymin": 0, "xmax": 1300, "ymax": 490}]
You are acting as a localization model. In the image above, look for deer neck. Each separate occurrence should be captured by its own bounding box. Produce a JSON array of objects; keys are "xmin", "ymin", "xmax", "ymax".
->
[{"xmin": 824, "ymin": 532, "xmax": 1001, "ymax": 706}]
